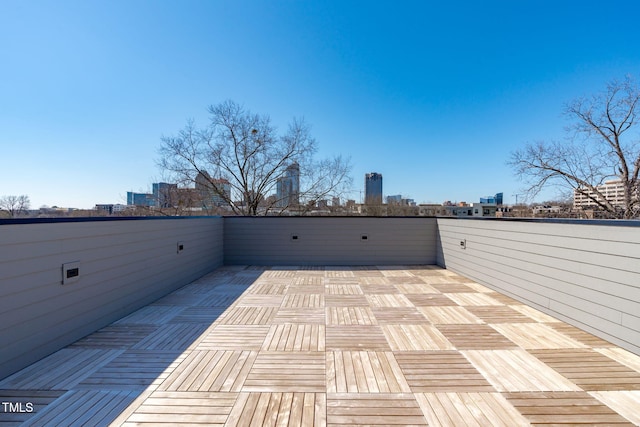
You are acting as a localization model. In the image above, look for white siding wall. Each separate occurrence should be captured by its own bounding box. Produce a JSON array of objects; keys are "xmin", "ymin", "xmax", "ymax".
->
[
  {"xmin": 0, "ymin": 217, "xmax": 223, "ymax": 380},
  {"xmin": 224, "ymin": 217, "xmax": 438, "ymax": 265},
  {"xmin": 436, "ymin": 218, "xmax": 640, "ymax": 354}
]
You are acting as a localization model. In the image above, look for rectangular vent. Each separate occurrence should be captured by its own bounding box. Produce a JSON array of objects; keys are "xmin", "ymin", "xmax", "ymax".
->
[{"xmin": 62, "ymin": 261, "xmax": 80, "ymax": 285}]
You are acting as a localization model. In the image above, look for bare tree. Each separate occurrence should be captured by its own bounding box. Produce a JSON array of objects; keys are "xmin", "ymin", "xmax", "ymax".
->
[
  {"xmin": 158, "ymin": 100, "xmax": 352, "ymax": 216},
  {"xmin": 0, "ymin": 195, "xmax": 31, "ymax": 218},
  {"xmin": 509, "ymin": 76, "xmax": 640, "ymax": 219}
]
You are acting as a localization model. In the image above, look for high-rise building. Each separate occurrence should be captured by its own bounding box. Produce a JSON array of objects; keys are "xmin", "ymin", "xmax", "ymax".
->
[
  {"xmin": 196, "ymin": 172, "xmax": 231, "ymax": 208},
  {"xmin": 276, "ymin": 163, "xmax": 300, "ymax": 208},
  {"xmin": 365, "ymin": 172, "xmax": 383, "ymax": 205},
  {"xmin": 152, "ymin": 182, "xmax": 178, "ymax": 208}
]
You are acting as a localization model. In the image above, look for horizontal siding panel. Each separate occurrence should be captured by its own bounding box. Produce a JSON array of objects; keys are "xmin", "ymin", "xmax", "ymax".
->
[
  {"xmin": 0, "ymin": 217, "xmax": 223, "ymax": 380},
  {"xmin": 437, "ymin": 218, "xmax": 640, "ymax": 355},
  {"xmin": 224, "ymin": 217, "xmax": 436, "ymax": 266}
]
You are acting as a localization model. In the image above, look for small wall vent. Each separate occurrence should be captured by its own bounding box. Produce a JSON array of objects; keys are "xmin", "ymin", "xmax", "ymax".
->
[{"xmin": 62, "ymin": 261, "xmax": 80, "ymax": 285}]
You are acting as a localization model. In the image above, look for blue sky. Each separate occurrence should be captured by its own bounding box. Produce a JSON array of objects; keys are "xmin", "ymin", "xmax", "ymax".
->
[{"xmin": 2, "ymin": 1, "xmax": 640, "ymax": 209}]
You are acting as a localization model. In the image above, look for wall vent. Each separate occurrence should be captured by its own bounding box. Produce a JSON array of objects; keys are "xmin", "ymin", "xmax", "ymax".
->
[{"xmin": 62, "ymin": 261, "xmax": 80, "ymax": 285}]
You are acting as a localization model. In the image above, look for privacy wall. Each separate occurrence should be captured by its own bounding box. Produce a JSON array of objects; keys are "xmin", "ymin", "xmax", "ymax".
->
[
  {"xmin": 0, "ymin": 217, "xmax": 224, "ymax": 380},
  {"xmin": 224, "ymin": 216, "xmax": 438, "ymax": 265},
  {"xmin": 437, "ymin": 218, "xmax": 640, "ymax": 354}
]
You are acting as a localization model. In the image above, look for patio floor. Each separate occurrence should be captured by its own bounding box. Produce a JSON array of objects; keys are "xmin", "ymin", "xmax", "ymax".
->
[{"xmin": 2, "ymin": 266, "xmax": 640, "ymax": 426}]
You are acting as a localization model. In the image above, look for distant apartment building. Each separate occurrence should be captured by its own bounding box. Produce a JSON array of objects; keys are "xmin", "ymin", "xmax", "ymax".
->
[
  {"xmin": 195, "ymin": 172, "xmax": 231, "ymax": 208},
  {"xmin": 573, "ymin": 180, "xmax": 638, "ymax": 209},
  {"xmin": 152, "ymin": 182, "xmax": 178, "ymax": 208},
  {"xmin": 127, "ymin": 192, "xmax": 155, "ymax": 207},
  {"xmin": 418, "ymin": 202, "xmax": 496, "ymax": 217},
  {"xmin": 276, "ymin": 163, "xmax": 300, "ymax": 208},
  {"xmin": 480, "ymin": 192, "xmax": 503, "ymax": 205},
  {"xmin": 365, "ymin": 172, "xmax": 383, "ymax": 205}
]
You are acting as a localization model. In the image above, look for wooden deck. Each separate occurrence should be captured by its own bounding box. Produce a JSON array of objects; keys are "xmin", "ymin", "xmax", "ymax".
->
[{"xmin": 2, "ymin": 266, "xmax": 640, "ymax": 426}]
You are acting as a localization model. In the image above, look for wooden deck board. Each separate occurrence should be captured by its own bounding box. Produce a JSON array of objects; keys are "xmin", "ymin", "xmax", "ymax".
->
[{"xmin": 4, "ymin": 266, "xmax": 640, "ymax": 426}]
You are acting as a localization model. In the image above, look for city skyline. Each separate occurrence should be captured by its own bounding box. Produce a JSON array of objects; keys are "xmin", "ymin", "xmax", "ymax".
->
[{"xmin": 2, "ymin": 1, "xmax": 640, "ymax": 209}]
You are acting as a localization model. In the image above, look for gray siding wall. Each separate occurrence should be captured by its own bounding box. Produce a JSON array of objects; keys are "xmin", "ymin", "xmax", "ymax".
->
[
  {"xmin": 436, "ymin": 218, "xmax": 640, "ymax": 354},
  {"xmin": 224, "ymin": 217, "xmax": 437, "ymax": 266},
  {"xmin": 0, "ymin": 217, "xmax": 223, "ymax": 380}
]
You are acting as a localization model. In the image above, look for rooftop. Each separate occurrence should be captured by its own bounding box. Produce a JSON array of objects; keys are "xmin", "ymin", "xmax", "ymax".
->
[{"xmin": 2, "ymin": 265, "xmax": 640, "ymax": 426}]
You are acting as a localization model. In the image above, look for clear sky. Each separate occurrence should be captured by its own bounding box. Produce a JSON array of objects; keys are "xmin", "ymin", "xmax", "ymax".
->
[{"xmin": 2, "ymin": 1, "xmax": 640, "ymax": 209}]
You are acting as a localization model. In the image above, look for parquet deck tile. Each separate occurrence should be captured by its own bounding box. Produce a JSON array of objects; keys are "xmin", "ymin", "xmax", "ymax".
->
[
  {"xmin": 6, "ymin": 265, "xmax": 640, "ymax": 426},
  {"xmin": 405, "ymin": 293, "xmax": 456, "ymax": 306},
  {"xmin": 324, "ymin": 295, "xmax": 369, "ymax": 306},
  {"xmin": 466, "ymin": 306, "xmax": 536, "ymax": 324},
  {"xmin": 326, "ymin": 306, "xmax": 377, "ymax": 325},
  {"xmin": 216, "ymin": 306, "xmax": 278, "ymax": 325},
  {"xmin": 262, "ymin": 324, "xmax": 326, "ymax": 351},
  {"xmin": 243, "ymin": 352, "xmax": 325, "ymax": 392},
  {"xmin": 429, "ymin": 282, "xmax": 475, "ymax": 291},
  {"xmin": 395, "ymin": 351, "xmax": 494, "ymax": 392},
  {"xmin": 326, "ymin": 393, "xmax": 427, "ymax": 426},
  {"xmin": 326, "ymin": 351, "xmax": 410, "ymax": 393},
  {"xmin": 273, "ymin": 308, "xmax": 326, "ymax": 324},
  {"xmin": 122, "ymin": 391, "xmax": 237, "ymax": 426},
  {"xmin": 484, "ymin": 291, "xmax": 522, "ymax": 305},
  {"xmin": 326, "ymin": 326, "xmax": 391, "ymax": 351},
  {"xmin": 462, "ymin": 350, "xmax": 582, "ymax": 392},
  {"xmin": 529, "ymin": 349, "xmax": 640, "ymax": 390},
  {"xmin": 282, "ymin": 294, "xmax": 324, "ymax": 308},
  {"xmin": 366, "ymin": 294, "xmax": 413, "ymax": 307},
  {"xmin": 70, "ymin": 325, "xmax": 158, "ymax": 349},
  {"xmin": 158, "ymin": 350, "xmax": 257, "ymax": 392},
  {"xmin": 492, "ymin": 323, "xmax": 587, "ymax": 349},
  {"xmin": 359, "ymin": 283, "xmax": 400, "ymax": 294},
  {"xmin": 382, "ymin": 325, "xmax": 454, "ymax": 351},
  {"xmin": 248, "ymin": 282, "xmax": 289, "ymax": 295},
  {"xmin": 114, "ymin": 306, "xmax": 184, "ymax": 325},
  {"xmin": 132, "ymin": 324, "xmax": 208, "ymax": 351},
  {"xmin": 415, "ymin": 392, "xmax": 530, "ymax": 426},
  {"xmin": 446, "ymin": 292, "xmax": 503, "ymax": 306},
  {"xmin": 0, "ymin": 349, "xmax": 122, "ymax": 390},
  {"xmin": 384, "ymin": 275, "xmax": 427, "ymax": 285},
  {"xmin": 371, "ymin": 307, "xmax": 428, "ymax": 324},
  {"xmin": 549, "ymin": 322, "xmax": 616, "ymax": 347},
  {"xmin": 77, "ymin": 350, "xmax": 182, "ymax": 390},
  {"xmin": 597, "ymin": 347, "xmax": 640, "ymax": 372},
  {"xmin": 510, "ymin": 304, "xmax": 561, "ymax": 323},
  {"xmin": 394, "ymin": 283, "xmax": 440, "ymax": 294},
  {"xmin": 197, "ymin": 326, "xmax": 270, "ymax": 350},
  {"xmin": 169, "ymin": 307, "xmax": 226, "ymax": 324},
  {"xmin": 236, "ymin": 295, "xmax": 284, "ymax": 307},
  {"xmin": 325, "ymin": 284, "xmax": 363, "ymax": 295},
  {"xmin": 418, "ymin": 306, "xmax": 484, "ymax": 324},
  {"xmin": 437, "ymin": 324, "xmax": 518, "ymax": 349},
  {"xmin": 504, "ymin": 391, "xmax": 634, "ymax": 425},
  {"xmin": 22, "ymin": 389, "xmax": 139, "ymax": 427},
  {"xmin": 0, "ymin": 390, "xmax": 65, "ymax": 426},
  {"xmin": 287, "ymin": 285, "xmax": 326, "ymax": 294},
  {"xmin": 590, "ymin": 391, "xmax": 640, "ymax": 425},
  {"xmin": 226, "ymin": 392, "xmax": 326, "ymax": 427}
]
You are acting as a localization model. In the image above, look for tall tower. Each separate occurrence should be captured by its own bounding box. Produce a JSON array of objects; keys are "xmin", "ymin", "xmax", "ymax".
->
[
  {"xmin": 276, "ymin": 163, "xmax": 301, "ymax": 207},
  {"xmin": 365, "ymin": 172, "xmax": 383, "ymax": 205}
]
